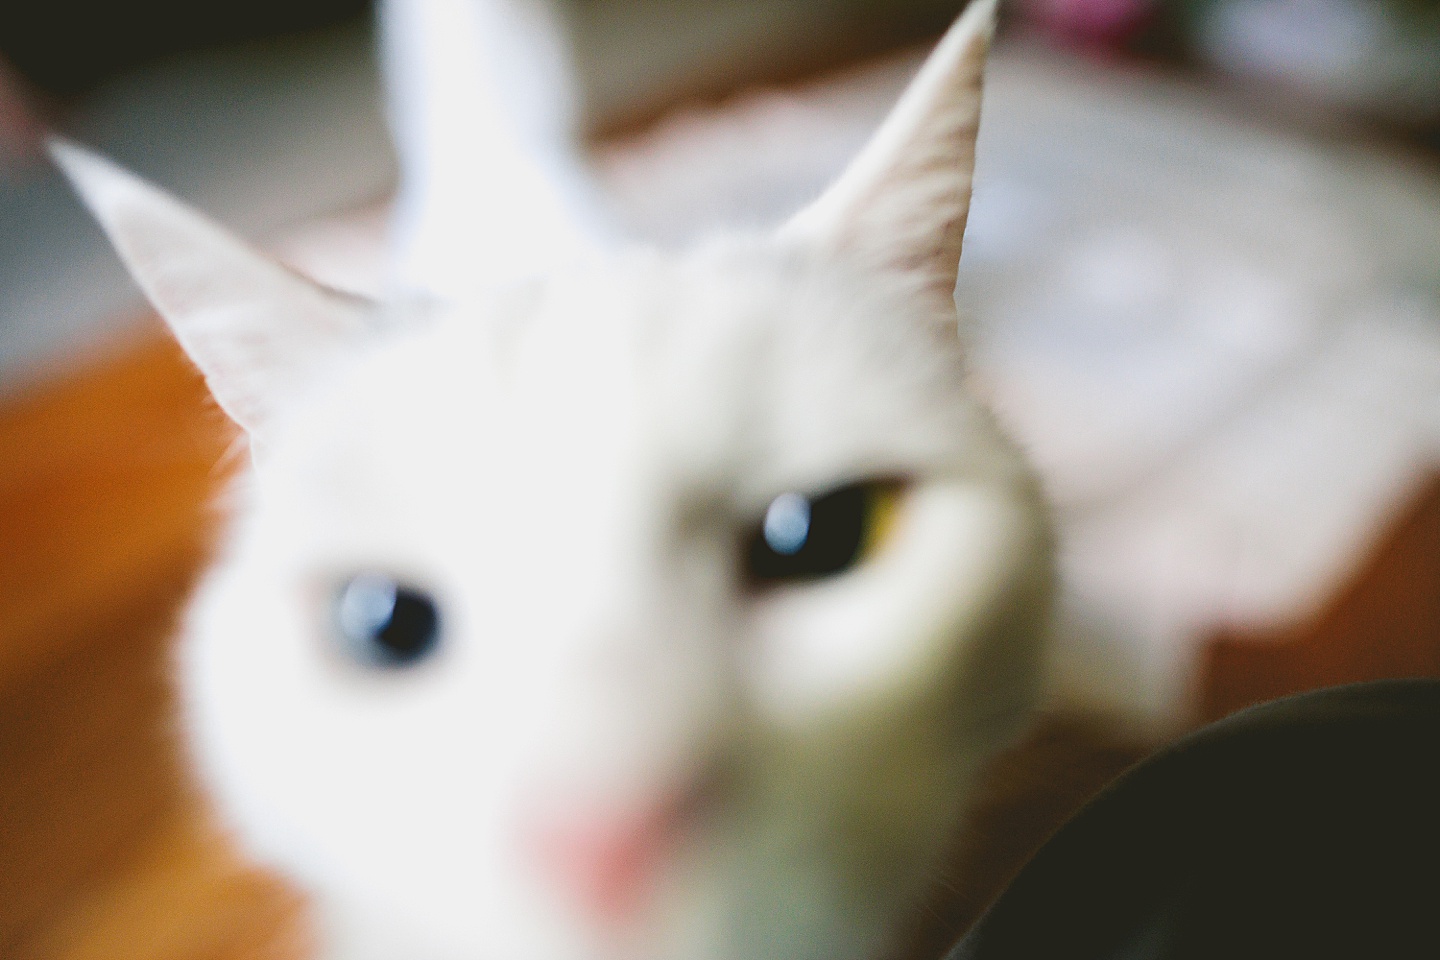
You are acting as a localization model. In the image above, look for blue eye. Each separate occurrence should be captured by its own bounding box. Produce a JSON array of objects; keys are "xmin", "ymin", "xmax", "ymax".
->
[
  {"xmin": 746, "ymin": 481, "xmax": 904, "ymax": 585},
  {"xmin": 335, "ymin": 574, "xmax": 441, "ymax": 667}
]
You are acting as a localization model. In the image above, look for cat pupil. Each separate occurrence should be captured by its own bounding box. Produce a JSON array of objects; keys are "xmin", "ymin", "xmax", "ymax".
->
[
  {"xmin": 747, "ymin": 483, "xmax": 880, "ymax": 585},
  {"xmin": 335, "ymin": 574, "xmax": 441, "ymax": 666}
]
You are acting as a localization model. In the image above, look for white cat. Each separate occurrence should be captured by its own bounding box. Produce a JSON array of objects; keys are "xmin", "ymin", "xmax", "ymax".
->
[{"xmin": 51, "ymin": 1, "xmax": 1055, "ymax": 958}]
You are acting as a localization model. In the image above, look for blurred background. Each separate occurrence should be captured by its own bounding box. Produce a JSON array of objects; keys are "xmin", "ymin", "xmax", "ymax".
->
[{"xmin": 1, "ymin": 1, "xmax": 1438, "ymax": 958}]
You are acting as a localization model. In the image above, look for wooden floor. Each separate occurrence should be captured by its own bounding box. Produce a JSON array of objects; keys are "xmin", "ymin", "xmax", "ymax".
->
[
  {"xmin": 1, "ymin": 330, "xmax": 1436, "ymax": 959},
  {"xmin": 1199, "ymin": 476, "xmax": 1440, "ymax": 721},
  {"xmin": 0, "ymin": 330, "xmax": 309, "ymax": 960}
]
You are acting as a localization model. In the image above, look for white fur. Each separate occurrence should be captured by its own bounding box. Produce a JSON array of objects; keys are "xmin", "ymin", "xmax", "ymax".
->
[
  {"xmin": 382, "ymin": 0, "xmax": 612, "ymax": 300},
  {"xmin": 52, "ymin": 2, "xmax": 1054, "ymax": 959},
  {"xmin": 782, "ymin": 0, "xmax": 993, "ymax": 301},
  {"xmin": 45, "ymin": 140, "xmax": 384, "ymax": 436}
]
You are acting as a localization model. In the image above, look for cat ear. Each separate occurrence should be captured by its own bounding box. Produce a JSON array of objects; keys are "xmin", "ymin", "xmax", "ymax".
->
[
  {"xmin": 49, "ymin": 139, "xmax": 381, "ymax": 436},
  {"xmin": 781, "ymin": 0, "xmax": 997, "ymax": 303},
  {"xmin": 380, "ymin": 0, "xmax": 609, "ymax": 300}
]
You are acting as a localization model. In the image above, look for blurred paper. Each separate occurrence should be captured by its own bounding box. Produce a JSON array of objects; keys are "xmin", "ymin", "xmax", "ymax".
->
[{"xmin": 593, "ymin": 45, "xmax": 1440, "ymax": 720}]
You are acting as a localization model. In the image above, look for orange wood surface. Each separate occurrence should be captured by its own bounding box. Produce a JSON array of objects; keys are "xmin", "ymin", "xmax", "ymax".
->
[
  {"xmin": 1, "ymin": 327, "xmax": 1435, "ymax": 959},
  {"xmin": 1198, "ymin": 475, "xmax": 1440, "ymax": 722},
  {"xmin": 0, "ymin": 331, "xmax": 308, "ymax": 960}
]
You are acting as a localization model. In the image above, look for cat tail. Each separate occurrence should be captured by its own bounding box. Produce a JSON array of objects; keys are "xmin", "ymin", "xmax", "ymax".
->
[{"xmin": 380, "ymin": 0, "xmax": 612, "ymax": 301}]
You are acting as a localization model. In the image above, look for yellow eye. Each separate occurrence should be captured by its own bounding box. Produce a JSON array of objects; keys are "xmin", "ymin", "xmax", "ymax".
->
[
  {"xmin": 861, "ymin": 481, "xmax": 905, "ymax": 559},
  {"xmin": 746, "ymin": 479, "xmax": 907, "ymax": 586}
]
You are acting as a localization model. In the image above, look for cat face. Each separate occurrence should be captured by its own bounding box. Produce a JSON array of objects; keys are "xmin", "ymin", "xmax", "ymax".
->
[
  {"xmin": 185, "ymin": 242, "xmax": 1050, "ymax": 960},
  {"xmin": 54, "ymin": 3, "xmax": 1052, "ymax": 958}
]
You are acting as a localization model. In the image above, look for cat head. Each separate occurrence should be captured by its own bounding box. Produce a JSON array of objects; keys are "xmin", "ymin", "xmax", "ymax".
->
[{"xmin": 53, "ymin": 2, "xmax": 1052, "ymax": 958}]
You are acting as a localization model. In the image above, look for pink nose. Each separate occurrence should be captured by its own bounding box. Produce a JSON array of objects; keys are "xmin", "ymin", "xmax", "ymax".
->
[{"xmin": 531, "ymin": 792, "xmax": 690, "ymax": 925}]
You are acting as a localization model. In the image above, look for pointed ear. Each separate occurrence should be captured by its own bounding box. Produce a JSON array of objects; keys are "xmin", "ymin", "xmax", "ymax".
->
[
  {"xmin": 781, "ymin": 0, "xmax": 997, "ymax": 303},
  {"xmin": 380, "ymin": 0, "xmax": 607, "ymax": 300},
  {"xmin": 49, "ymin": 140, "xmax": 382, "ymax": 436}
]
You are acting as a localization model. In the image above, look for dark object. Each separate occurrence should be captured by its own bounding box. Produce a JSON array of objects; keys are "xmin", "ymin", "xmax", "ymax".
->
[
  {"xmin": 950, "ymin": 680, "xmax": 1440, "ymax": 960},
  {"xmin": 0, "ymin": 0, "xmax": 369, "ymax": 96}
]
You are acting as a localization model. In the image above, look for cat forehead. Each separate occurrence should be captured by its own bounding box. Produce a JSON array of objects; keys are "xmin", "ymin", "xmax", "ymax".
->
[{"xmin": 272, "ymin": 240, "xmax": 991, "ymax": 502}]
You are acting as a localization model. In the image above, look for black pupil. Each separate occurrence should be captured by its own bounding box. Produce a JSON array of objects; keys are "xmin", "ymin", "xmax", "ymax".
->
[
  {"xmin": 746, "ymin": 483, "xmax": 873, "ymax": 585},
  {"xmin": 336, "ymin": 575, "xmax": 441, "ymax": 666}
]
